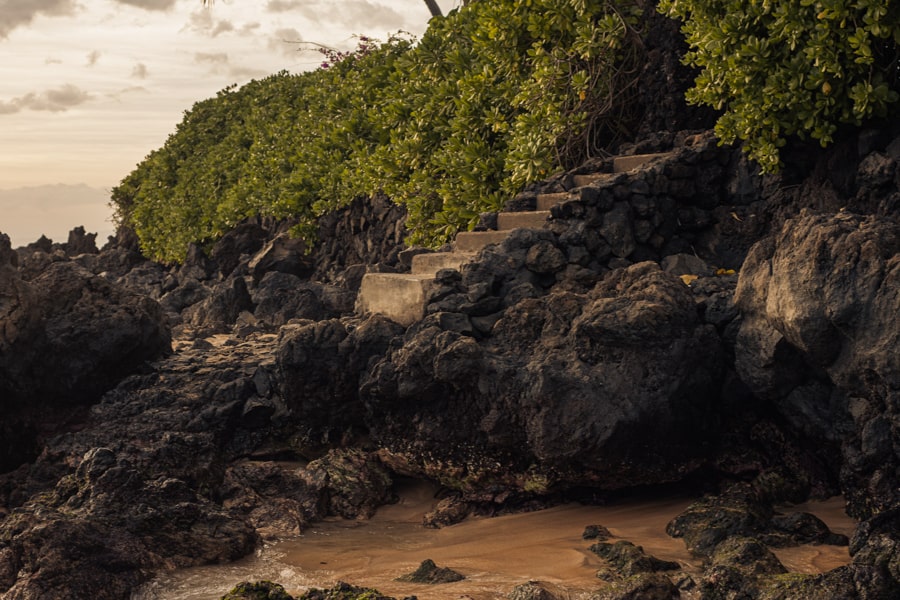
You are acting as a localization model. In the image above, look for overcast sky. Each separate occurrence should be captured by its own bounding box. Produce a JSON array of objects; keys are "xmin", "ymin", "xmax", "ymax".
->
[{"xmin": 0, "ymin": 0, "xmax": 439, "ymax": 246}]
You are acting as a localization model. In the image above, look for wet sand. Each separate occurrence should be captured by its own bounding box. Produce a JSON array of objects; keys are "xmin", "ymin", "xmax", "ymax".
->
[
  {"xmin": 773, "ymin": 497, "xmax": 857, "ymax": 575},
  {"xmin": 133, "ymin": 482, "xmax": 855, "ymax": 600}
]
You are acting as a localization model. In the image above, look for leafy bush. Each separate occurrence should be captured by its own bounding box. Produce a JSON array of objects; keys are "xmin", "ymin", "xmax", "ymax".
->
[
  {"xmin": 113, "ymin": 0, "xmax": 642, "ymax": 263},
  {"xmin": 659, "ymin": 0, "xmax": 900, "ymax": 172}
]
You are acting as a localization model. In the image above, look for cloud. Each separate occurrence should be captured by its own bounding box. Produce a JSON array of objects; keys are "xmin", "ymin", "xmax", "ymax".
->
[
  {"xmin": 0, "ymin": 84, "xmax": 92, "ymax": 115},
  {"xmin": 268, "ymin": 27, "xmax": 304, "ymax": 56},
  {"xmin": 194, "ymin": 52, "xmax": 229, "ymax": 66},
  {"xmin": 265, "ymin": 0, "xmax": 406, "ymax": 29},
  {"xmin": 193, "ymin": 52, "xmax": 268, "ymax": 79},
  {"xmin": 0, "ymin": 0, "xmax": 78, "ymax": 38},
  {"xmin": 266, "ymin": 0, "xmax": 303, "ymax": 11},
  {"xmin": 86, "ymin": 50, "xmax": 101, "ymax": 67},
  {"xmin": 239, "ymin": 22, "xmax": 261, "ymax": 35},
  {"xmin": 228, "ymin": 65, "xmax": 269, "ymax": 79},
  {"xmin": 131, "ymin": 62, "xmax": 149, "ymax": 79},
  {"xmin": 108, "ymin": 85, "xmax": 149, "ymax": 102},
  {"xmin": 112, "ymin": 0, "xmax": 178, "ymax": 11},
  {"xmin": 185, "ymin": 9, "xmax": 257, "ymax": 38}
]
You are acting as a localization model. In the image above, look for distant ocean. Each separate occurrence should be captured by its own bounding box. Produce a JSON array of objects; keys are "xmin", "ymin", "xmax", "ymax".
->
[{"xmin": 0, "ymin": 184, "xmax": 115, "ymax": 248}]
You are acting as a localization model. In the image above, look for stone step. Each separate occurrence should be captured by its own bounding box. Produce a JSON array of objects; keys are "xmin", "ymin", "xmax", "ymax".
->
[
  {"xmin": 536, "ymin": 192, "xmax": 570, "ymax": 211},
  {"xmin": 613, "ymin": 152, "xmax": 670, "ymax": 173},
  {"xmin": 411, "ymin": 251, "xmax": 477, "ymax": 276},
  {"xmin": 454, "ymin": 230, "xmax": 511, "ymax": 252},
  {"xmin": 356, "ymin": 272, "xmax": 434, "ymax": 327},
  {"xmin": 497, "ymin": 210, "xmax": 551, "ymax": 230},
  {"xmin": 572, "ymin": 172, "xmax": 614, "ymax": 187}
]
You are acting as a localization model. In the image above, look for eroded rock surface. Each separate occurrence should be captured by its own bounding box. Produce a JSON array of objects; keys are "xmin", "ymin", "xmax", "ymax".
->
[{"xmin": 360, "ymin": 261, "xmax": 724, "ymax": 494}]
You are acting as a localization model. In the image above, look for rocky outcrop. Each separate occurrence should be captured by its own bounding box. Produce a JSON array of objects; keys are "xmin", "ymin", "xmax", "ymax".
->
[
  {"xmin": 0, "ymin": 261, "xmax": 170, "ymax": 406},
  {"xmin": 0, "ymin": 255, "xmax": 170, "ymax": 472},
  {"xmin": 734, "ymin": 211, "xmax": 900, "ymax": 519},
  {"xmin": 662, "ymin": 480, "xmax": 896, "ymax": 599},
  {"xmin": 358, "ymin": 261, "xmax": 724, "ymax": 494},
  {"xmin": 395, "ymin": 558, "xmax": 465, "ymax": 584},
  {"xmin": 276, "ymin": 316, "xmax": 404, "ymax": 449},
  {"xmin": 0, "ymin": 329, "xmax": 403, "ymax": 599},
  {"xmin": 0, "ymin": 122, "xmax": 898, "ymax": 600}
]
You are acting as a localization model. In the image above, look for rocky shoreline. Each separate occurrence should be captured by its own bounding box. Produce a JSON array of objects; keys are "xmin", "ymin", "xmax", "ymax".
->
[{"xmin": 1, "ymin": 124, "xmax": 899, "ymax": 599}]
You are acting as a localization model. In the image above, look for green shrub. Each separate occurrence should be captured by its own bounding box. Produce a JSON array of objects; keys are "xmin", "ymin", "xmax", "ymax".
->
[
  {"xmin": 113, "ymin": 1, "xmax": 642, "ymax": 263},
  {"xmin": 659, "ymin": 0, "xmax": 900, "ymax": 172}
]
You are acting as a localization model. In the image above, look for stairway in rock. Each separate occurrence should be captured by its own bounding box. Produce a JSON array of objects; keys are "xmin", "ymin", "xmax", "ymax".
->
[{"xmin": 356, "ymin": 152, "xmax": 670, "ymax": 326}]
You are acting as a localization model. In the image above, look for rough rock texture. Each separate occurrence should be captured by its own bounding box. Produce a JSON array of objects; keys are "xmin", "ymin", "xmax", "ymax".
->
[
  {"xmin": 296, "ymin": 582, "xmax": 396, "ymax": 600},
  {"xmin": 276, "ymin": 316, "xmax": 405, "ymax": 449},
  {"xmin": 734, "ymin": 211, "xmax": 900, "ymax": 519},
  {"xmin": 311, "ymin": 193, "xmax": 407, "ymax": 282},
  {"xmin": 0, "ymin": 261, "xmax": 169, "ymax": 404},
  {"xmin": 590, "ymin": 540, "xmax": 680, "ymax": 577},
  {"xmin": 221, "ymin": 581, "xmax": 295, "ymax": 600},
  {"xmin": 0, "ymin": 259, "xmax": 170, "ymax": 472},
  {"xmin": 589, "ymin": 573, "xmax": 680, "ymax": 600},
  {"xmin": 0, "ymin": 325, "xmax": 399, "ymax": 599},
  {"xmin": 666, "ymin": 482, "xmax": 848, "ymax": 558},
  {"xmin": 632, "ymin": 0, "xmax": 718, "ymax": 138},
  {"xmin": 508, "ymin": 581, "xmax": 559, "ymax": 600},
  {"xmin": 360, "ymin": 261, "xmax": 724, "ymax": 494},
  {"xmin": 395, "ymin": 558, "xmax": 465, "ymax": 584}
]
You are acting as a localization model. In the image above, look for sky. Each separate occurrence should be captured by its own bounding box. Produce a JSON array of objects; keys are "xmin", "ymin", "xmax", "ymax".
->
[{"xmin": 0, "ymin": 0, "xmax": 442, "ymax": 246}]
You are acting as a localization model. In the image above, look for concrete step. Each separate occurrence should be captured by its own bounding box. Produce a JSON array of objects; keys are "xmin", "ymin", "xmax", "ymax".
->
[
  {"xmin": 497, "ymin": 210, "xmax": 551, "ymax": 230},
  {"xmin": 613, "ymin": 152, "xmax": 670, "ymax": 173},
  {"xmin": 536, "ymin": 192, "xmax": 570, "ymax": 211},
  {"xmin": 356, "ymin": 272, "xmax": 434, "ymax": 327},
  {"xmin": 572, "ymin": 172, "xmax": 614, "ymax": 187},
  {"xmin": 411, "ymin": 251, "xmax": 477, "ymax": 276},
  {"xmin": 455, "ymin": 230, "xmax": 511, "ymax": 252}
]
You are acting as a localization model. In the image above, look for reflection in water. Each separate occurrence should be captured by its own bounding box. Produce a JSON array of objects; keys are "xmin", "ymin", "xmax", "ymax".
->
[{"xmin": 134, "ymin": 482, "xmax": 855, "ymax": 600}]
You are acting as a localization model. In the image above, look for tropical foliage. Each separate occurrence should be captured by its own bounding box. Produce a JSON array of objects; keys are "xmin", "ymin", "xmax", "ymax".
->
[
  {"xmin": 659, "ymin": 0, "xmax": 900, "ymax": 172},
  {"xmin": 113, "ymin": 0, "xmax": 642, "ymax": 263}
]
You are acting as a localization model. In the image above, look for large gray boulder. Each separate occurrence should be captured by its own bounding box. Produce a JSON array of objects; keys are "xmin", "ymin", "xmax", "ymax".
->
[{"xmin": 734, "ymin": 210, "xmax": 900, "ymax": 517}]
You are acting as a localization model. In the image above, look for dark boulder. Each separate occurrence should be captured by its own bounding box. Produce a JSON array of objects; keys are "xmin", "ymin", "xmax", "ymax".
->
[
  {"xmin": 590, "ymin": 573, "xmax": 679, "ymax": 600},
  {"xmin": 221, "ymin": 581, "xmax": 294, "ymax": 600},
  {"xmin": 249, "ymin": 233, "xmax": 313, "ymax": 283},
  {"xmin": 219, "ymin": 461, "xmax": 320, "ymax": 539},
  {"xmin": 178, "ymin": 243, "xmax": 217, "ymax": 282},
  {"xmin": 734, "ymin": 210, "xmax": 900, "ymax": 518},
  {"xmin": 666, "ymin": 482, "xmax": 848, "ymax": 559},
  {"xmin": 589, "ymin": 540, "xmax": 680, "ymax": 577},
  {"xmin": 183, "ymin": 276, "xmax": 254, "ymax": 333},
  {"xmin": 0, "ymin": 261, "xmax": 170, "ymax": 406},
  {"xmin": 252, "ymin": 272, "xmax": 328, "ymax": 327},
  {"xmin": 362, "ymin": 262, "xmax": 724, "ymax": 494},
  {"xmin": 0, "ymin": 447, "xmax": 257, "ymax": 600},
  {"xmin": 0, "ymin": 262, "xmax": 170, "ymax": 472},
  {"xmin": 63, "ymin": 226, "xmax": 99, "ymax": 256},
  {"xmin": 211, "ymin": 220, "xmax": 270, "ymax": 277},
  {"xmin": 296, "ymin": 582, "xmax": 395, "ymax": 600},
  {"xmin": 301, "ymin": 449, "xmax": 394, "ymax": 520},
  {"xmin": 276, "ymin": 316, "xmax": 404, "ymax": 448},
  {"xmin": 395, "ymin": 559, "xmax": 464, "ymax": 584}
]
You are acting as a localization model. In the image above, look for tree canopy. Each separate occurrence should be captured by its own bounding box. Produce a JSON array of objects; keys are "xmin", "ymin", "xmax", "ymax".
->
[
  {"xmin": 660, "ymin": 0, "xmax": 900, "ymax": 171},
  {"xmin": 114, "ymin": 0, "xmax": 643, "ymax": 263}
]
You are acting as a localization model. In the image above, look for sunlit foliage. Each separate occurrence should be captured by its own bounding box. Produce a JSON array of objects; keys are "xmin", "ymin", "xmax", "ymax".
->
[{"xmin": 113, "ymin": 1, "xmax": 642, "ymax": 263}]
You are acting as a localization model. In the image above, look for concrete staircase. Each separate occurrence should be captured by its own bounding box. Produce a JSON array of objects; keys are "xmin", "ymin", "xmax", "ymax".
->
[{"xmin": 356, "ymin": 152, "xmax": 669, "ymax": 326}]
